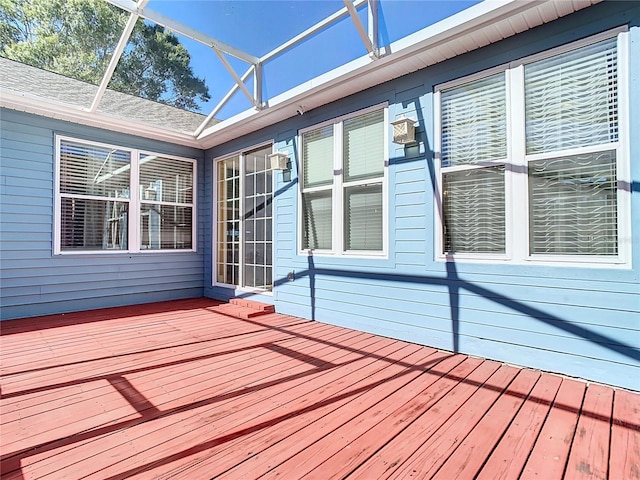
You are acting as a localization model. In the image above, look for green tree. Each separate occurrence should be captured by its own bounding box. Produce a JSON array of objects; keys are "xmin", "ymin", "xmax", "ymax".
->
[{"xmin": 0, "ymin": 0, "xmax": 210, "ymax": 111}]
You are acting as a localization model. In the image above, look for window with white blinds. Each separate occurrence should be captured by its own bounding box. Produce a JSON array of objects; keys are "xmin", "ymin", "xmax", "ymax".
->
[
  {"xmin": 345, "ymin": 184, "xmax": 383, "ymax": 251},
  {"xmin": 441, "ymin": 74, "xmax": 507, "ymax": 167},
  {"xmin": 525, "ymin": 37, "xmax": 618, "ymax": 154},
  {"xmin": 437, "ymin": 32, "xmax": 627, "ymax": 264},
  {"xmin": 56, "ymin": 136, "xmax": 196, "ymax": 254},
  {"xmin": 442, "ymin": 166, "xmax": 506, "ymax": 254},
  {"xmin": 300, "ymin": 106, "xmax": 387, "ymax": 256},
  {"xmin": 139, "ymin": 154, "xmax": 194, "ymax": 250},
  {"xmin": 440, "ymin": 74, "xmax": 507, "ymax": 254},
  {"xmin": 303, "ymin": 126, "xmax": 334, "ymax": 188},
  {"xmin": 344, "ymin": 110, "xmax": 384, "ymax": 181},
  {"xmin": 303, "ymin": 191, "xmax": 332, "ymax": 250}
]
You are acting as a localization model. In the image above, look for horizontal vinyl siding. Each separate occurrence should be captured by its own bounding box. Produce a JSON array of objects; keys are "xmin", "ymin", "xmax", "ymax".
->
[{"xmin": 0, "ymin": 109, "xmax": 205, "ymax": 320}]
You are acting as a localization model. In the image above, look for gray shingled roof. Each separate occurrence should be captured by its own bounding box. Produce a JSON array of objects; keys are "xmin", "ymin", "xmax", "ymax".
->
[{"xmin": 0, "ymin": 57, "xmax": 210, "ymax": 135}]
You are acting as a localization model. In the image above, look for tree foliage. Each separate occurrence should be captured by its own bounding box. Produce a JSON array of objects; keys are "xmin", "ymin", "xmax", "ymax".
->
[{"xmin": 0, "ymin": 0, "xmax": 210, "ymax": 111}]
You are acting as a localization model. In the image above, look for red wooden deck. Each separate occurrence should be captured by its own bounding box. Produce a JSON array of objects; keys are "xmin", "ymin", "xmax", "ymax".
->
[{"xmin": 1, "ymin": 298, "xmax": 638, "ymax": 479}]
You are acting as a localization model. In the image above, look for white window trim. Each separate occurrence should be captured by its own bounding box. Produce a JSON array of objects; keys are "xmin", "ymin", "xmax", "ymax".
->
[
  {"xmin": 434, "ymin": 29, "xmax": 631, "ymax": 269},
  {"xmin": 211, "ymin": 142, "xmax": 274, "ymax": 294},
  {"xmin": 54, "ymin": 135, "xmax": 197, "ymax": 255},
  {"xmin": 298, "ymin": 103, "xmax": 389, "ymax": 259}
]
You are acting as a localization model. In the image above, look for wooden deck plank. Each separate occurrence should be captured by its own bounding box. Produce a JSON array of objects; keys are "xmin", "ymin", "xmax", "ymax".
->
[
  {"xmin": 262, "ymin": 353, "xmax": 474, "ymax": 480},
  {"xmin": 1, "ymin": 319, "xmax": 323, "ymax": 407},
  {"xmin": 1, "ymin": 322, "xmax": 331, "ymax": 429},
  {"xmin": 80, "ymin": 341, "xmax": 421, "ymax": 479},
  {"xmin": 10, "ymin": 331, "xmax": 392, "ymax": 474},
  {"xmin": 7, "ymin": 328, "xmax": 379, "ymax": 478},
  {"xmin": 609, "ymin": 389, "xmax": 640, "ymax": 480},
  {"xmin": 2, "ymin": 320, "xmax": 336, "ymax": 456},
  {"xmin": 210, "ymin": 348, "xmax": 448, "ymax": 480},
  {"xmin": 385, "ymin": 364, "xmax": 521, "ymax": 479},
  {"xmin": 1, "ymin": 312, "xmax": 302, "ymax": 386},
  {"xmin": 520, "ymin": 378, "xmax": 587, "ymax": 480},
  {"xmin": 432, "ymin": 368, "xmax": 542, "ymax": 479},
  {"xmin": 0, "ymin": 299, "xmax": 634, "ymax": 480},
  {"xmin": 476, "ymin": 372, "xmax": 563, "ymax": 480},
  {"xmin": 346, "ymin": 358, "xmax": 501, "ymax": 480},
  {"xmin": 565, "ymin": 384, "xmax": 614, "ymax": 480}
]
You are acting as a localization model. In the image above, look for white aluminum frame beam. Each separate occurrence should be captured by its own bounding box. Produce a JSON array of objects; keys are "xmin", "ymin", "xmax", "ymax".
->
[
  {"xmin": 344, "ymin": 0, "xmax": 378, "ymax": 58},
  {"xmin": 261, "ymin": 0, "xmax": 368, "ymax": 64},
  {"xmin": 104, "ymin": 0, "xmax": 259, "ymax": 64},
  {"xmin": 194, "ymin": 65, "xmax": 256, "ymax": 137},
  {"xmin": 368, "ymin": 0, "xmax": 379, "ymax": 55},
  {"xmin": 212, "ymin": 48, "xmax": 258, "ymax": 108},
  {"xmin": 89, "ymin": 0, "xmax": 150, "ymax": 113}
]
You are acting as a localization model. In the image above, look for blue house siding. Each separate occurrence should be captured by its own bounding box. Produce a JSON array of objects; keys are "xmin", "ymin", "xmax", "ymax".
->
[
  {"xmin": 0, "ymin": 109, "xmax": 205, "ymax": 320},
  {"xmin": 205, "ymin": 2, "xmax": 640, "ymax": 390}
]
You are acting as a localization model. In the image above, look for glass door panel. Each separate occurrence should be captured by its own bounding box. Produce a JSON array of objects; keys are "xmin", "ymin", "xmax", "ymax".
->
[
  {"xmin": 215, "ymin": 146, "xmax": 272, "ymax": 291},
  {"xmin": 216, "ymin": 156, "xmax": 240, "ymax": 285},
  {"xmin": 243, "ymin": 146, "xmax": 273, "ymax": 290}
]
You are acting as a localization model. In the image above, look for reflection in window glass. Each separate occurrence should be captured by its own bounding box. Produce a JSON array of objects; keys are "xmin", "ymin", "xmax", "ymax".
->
[{"xmin": 140, "ymin": 205, "xmax": 192, "ymax": 250}]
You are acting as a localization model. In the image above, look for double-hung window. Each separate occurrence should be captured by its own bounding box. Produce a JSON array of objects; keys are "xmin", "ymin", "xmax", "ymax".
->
[
  {"xmin": 300, "ymin": 106, "xmax": 388, "ymax": 256},
  {"xmin": 55, "ymin": 136, "xmax": 196, "ymax": 254},
  {"xmin": 436, "ymin": 31, "xmax": 629, "ymax": 265}
]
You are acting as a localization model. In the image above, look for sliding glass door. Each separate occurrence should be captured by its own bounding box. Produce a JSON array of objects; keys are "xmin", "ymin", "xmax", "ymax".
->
[{"xmin": 216, "ymin": 145, "xmax": 273, "ymax": 291}]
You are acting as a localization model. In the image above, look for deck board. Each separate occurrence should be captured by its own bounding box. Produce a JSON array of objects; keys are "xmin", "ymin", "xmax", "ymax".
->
[
  {"xmin": 564, "ymin": 384, "xmax": 613, "ymax": 480},
  {"xmin": 476, "ymin": 372, "xmax": 563, "ymax": 479},
  {"xmin": 1, "ymin": 298, "xmax": 637, "ymax": 480},
  {"xmin": 610, "ymin": 389, "xmax": 640, "ymax": 480}
]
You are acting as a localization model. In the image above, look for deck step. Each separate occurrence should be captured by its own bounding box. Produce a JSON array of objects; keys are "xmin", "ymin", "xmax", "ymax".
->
[
  {"xmin": 229, "ymin": 298, "xmax": 275, "ymax": 313},
  {"xmin": 212, "ymin": 299, "xmax": 275, "ymax": 320}
]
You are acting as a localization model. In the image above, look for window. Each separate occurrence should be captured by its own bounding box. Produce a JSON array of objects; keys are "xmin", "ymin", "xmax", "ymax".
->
[
  {"xmin": 300, "ymin": 106, "xmax": 388, "ymax": 256},
  {"xmin": 436, "ymin": 32, "xmax": 629, "ymax": 265},
  {"xmin": 215, "ymin": 145, "xmax": 273, "ymax": 291},
  {"xmin": 55, "ymin": 136, "xmax": 196, "ymax": 254}
]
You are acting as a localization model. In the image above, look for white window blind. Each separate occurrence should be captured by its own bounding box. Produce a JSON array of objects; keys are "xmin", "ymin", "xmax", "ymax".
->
[
  {"xmin": 345, "ymin": 184, "xmax": 383, "ymax": 251},
  {"xmin": 302, "ymin": 126, "xmax": 334, "ymax": 188},
  {"xmin": 525, "ymin": 38, "xmax": 618, "ymax": 155},
  {"xmin": 302, "ymin": 191, "xmax": 332, "ymax": 250},
  {"xmin": 437, "ymin": 33, "xmax": 626, "ymax": 263},
  {"xmin": 139, "ymin": 154, "xmax": 194, "ymax": 250},
  {"xmin": 59, "ymin": 140, "xmax": 131, "ymax": 251},
  {"xmin": 343, "ymin": 109, "xmax": 385, "ymax": 181},
  {"xmin": 442, "ymin": 166, "xmax": 506, "ymax": 253},
  {"xmin": 139, "ymin": 155, "xmax": 194, "ymax": 203},
  {"xmin": 441, "ymin": 73, "xmax": 507, "ymax": 167},
  {"xmin": 440, "ymin": 73, "xmax": 507, "ymax": 254},
  {"xmin": 528, "ymin": 151, "xmax": 617, "ymax": 255},
  {"xmin": 60, "ymin": 140, "xmax": 131, "ymax": 197}
]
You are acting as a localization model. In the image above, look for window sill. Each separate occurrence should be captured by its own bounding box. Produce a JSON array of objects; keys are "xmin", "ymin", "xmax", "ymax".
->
[{"xmin": 436, "ymin": 253, "xmax": 630, "ymax": 269}]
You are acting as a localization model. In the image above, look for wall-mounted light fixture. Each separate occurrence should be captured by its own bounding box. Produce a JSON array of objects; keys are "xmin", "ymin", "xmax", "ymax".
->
[
  {"xmin": 390, "ymin": 117, "xmax": 416, "ymax": 145},
  {"xmin": 269, "ymin": 151, "xmax": 289, "ymax": 171}
]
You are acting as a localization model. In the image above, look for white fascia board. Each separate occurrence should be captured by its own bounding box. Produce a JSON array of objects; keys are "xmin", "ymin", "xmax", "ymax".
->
[
  {"xmin": 0, "ymin": 89, "xmax": 201, "ymax": 148},
  {"xmin": 197, "ymin": 54, "xmax": 373, "ymax": 147}
]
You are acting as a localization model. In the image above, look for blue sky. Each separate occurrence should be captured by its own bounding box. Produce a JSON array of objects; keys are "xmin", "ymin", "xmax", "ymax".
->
[{"xmin": 147, "ymin": 0, "xmax": 481, "ymax": 117}]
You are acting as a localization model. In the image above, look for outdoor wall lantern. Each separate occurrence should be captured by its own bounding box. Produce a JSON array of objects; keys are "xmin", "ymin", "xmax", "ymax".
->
[
  {"xmin": 269, "ymin": 151, "xmax": 289, "ymax": 171},
  {"xmin": 390, "ymin": 117, "xmax": 417, "ymax": 145}
]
